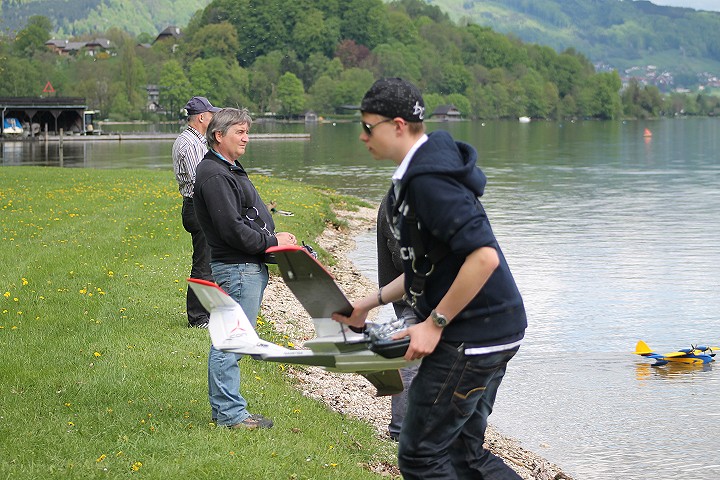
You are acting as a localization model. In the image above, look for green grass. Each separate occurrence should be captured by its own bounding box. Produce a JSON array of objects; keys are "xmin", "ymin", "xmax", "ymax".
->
[{"xmin": 0, "ymin": 167, "xmax": 392, "ymax": 479}]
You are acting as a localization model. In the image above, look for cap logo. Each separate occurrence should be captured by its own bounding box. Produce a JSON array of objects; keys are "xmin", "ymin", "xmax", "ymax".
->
[{"xmin": 413, "ymin": 101, "xmax": 425, "ymax": 120}]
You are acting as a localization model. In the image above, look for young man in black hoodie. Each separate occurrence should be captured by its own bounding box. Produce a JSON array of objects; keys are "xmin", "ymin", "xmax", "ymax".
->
[{"xmin": 333, "ymin": 78, "xmax": 527, "ymax": 479}]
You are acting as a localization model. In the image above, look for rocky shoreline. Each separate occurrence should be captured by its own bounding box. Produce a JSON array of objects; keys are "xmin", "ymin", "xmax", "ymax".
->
[{"xmin": 262, "ymin": 205, "xmax": 573, "ymax": 480}]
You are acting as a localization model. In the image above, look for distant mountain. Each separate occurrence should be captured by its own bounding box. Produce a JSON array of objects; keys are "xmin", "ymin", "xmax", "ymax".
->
[
  {"xmin": 426, "ymin": 0, "xmax": 720, "ymax": 79},
  {"xmin": 0, "ymin": 0, "xmax": 212, "ymax": 36},
  {"xmin": 646, "ymin": 0, "xmax": 720, "ymax": 11}
]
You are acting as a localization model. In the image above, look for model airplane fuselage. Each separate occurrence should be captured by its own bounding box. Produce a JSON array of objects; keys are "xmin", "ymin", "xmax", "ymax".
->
[
  {"xmin": 634, "ymin": 340, "xmax": 717, "ymax": 366},
  {"xmin": 187, "ymin": 245, "xmax": 417, "ymax": 396}
]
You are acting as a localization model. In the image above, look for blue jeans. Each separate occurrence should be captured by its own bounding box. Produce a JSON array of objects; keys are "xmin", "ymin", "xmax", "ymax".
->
[
  {"xmin": 398, "ymin": 341, "xmax": 521, "ymax": 480},
  {"xmin": 208, "ymin": 261, "xmax": 268, "ymax": 426}
]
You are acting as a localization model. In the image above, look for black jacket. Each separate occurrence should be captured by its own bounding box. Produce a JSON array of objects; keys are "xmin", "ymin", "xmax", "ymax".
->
[
  {"xmin": 193, "ymin": 151, "xmax": 277, "ymax": 264},
  {"xmin": 387, "ymin": 130, "xmax": 526, "ymax": 346}
]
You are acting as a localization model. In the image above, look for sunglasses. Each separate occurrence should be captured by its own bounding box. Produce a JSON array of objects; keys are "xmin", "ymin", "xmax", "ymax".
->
[{"xmin": 361, "ymin": 118, "xmax": 394, "ymax": 136}]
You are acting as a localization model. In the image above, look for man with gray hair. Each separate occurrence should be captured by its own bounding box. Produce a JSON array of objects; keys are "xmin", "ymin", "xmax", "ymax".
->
[
  {"xmin": 172, "ymin": 96, "xmax": 220, "ymax": 328},
  {"xmin": 193, "ymin": 107, "xmax": 297, "ymax": 429}
]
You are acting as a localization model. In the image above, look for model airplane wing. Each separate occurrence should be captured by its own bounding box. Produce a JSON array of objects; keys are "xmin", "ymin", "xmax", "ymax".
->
[{"xmin": 188, "ymin": 248, "xmax": 415, "ymax": 396}]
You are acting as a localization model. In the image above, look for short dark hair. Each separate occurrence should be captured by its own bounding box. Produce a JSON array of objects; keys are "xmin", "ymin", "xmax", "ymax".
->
[{"xmin": 206, "ymin": 108, "xmax": 253, "ymax": 149}]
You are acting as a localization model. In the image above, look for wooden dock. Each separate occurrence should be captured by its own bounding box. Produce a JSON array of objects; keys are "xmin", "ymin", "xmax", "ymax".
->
[{"xmin": 1, "ymin": 133, "xmax": 311, "ymax": 143}]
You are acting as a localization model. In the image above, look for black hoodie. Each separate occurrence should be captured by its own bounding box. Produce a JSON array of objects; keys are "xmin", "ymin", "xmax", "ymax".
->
[
  {"xmin": 194, "ymin": 151, "xmax": 278, "ymax": 264},
  {"xmin": 388, "ymin": 130, "xmax": 526, "ymax": 347}
]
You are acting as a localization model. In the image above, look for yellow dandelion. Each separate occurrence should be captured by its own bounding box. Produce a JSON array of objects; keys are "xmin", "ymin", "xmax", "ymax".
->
[
  {"xmin": 4, "ymin": 292, "xmax": 10, "ymax": 298},
  {"xmin": 93, "ymin": 352, "xmax": 102, "ymax": 357},
  {"xmin": 68, "ymin": 421, "xmax": 74, "ymax": 426},
  {"xmin": 64, "ymin": 403, "xmax": 71, "ymax": 407},
  {"xmin": 22, "ymin": 278, "xmax": 28, "ymax": 286},
  {"xmin": 131, "ymin": 461, "xmax": 142, "ymax": 472},
  {"xmin": 96, "ymin": 454, "xmax": 107, "ymax": 463}
]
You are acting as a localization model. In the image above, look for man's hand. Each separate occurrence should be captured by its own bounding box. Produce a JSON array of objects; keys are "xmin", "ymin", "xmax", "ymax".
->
[{"xmin": 392, "ymin": 320, "xmax": 442, "ymax": 361}]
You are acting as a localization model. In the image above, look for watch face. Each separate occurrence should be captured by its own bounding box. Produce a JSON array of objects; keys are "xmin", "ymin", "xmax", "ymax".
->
[{"xmin": 432, "ymin": 311, "xmax": 448, "ymax": 327}]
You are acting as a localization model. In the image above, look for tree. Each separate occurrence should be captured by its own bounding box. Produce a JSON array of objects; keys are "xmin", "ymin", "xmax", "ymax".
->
[
  {"xmin": 118, "ymin": 37, "xmax": 146, "ymax": 111},
  {"xmin": 0, "ymin": 57, "xmax": 46, "ymax": 96},
  {"xmin": 189, "ymin": 57, "xmax": 251, "ymax": 109},
  {"xmin": 277, "ymin": 72, "xmax": 305, "ymax": 117},
  {"xmin": 186, "ymin": 22, "xmax": 240, "ymax": 62},
  {"xmin": 159, "ymin": 60, "xmax": 192, "ymax": 118},
  {"xmin": 339, "ymin": 0, "xmax": 389, "ymax": 49},
  {"xmin": 13, "ymin": 15, "xmax": 52, "ymax": 56},
  {"xmin": 423, "ymin": 93, "xmax": 445, "ymax": 119},
  {"xmin": 292, "ymin": 8, "xmax": 338, "ymax": 60},
  {"xmin": 373, "ymin": 42, "xmax": 421, "ymax": 82},
  {"xmin": 446, "ymin": 93, "xmax": 471, "ymax": 118}
]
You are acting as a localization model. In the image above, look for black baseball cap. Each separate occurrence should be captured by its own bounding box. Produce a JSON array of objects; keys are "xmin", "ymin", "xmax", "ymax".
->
[
  {"xmin": 184, "ymin": 96, "xmax": 221, "ymax": 115},
  {"xmin": 360, "ymin": 78, "xmax": 425, "ymax": 122}
]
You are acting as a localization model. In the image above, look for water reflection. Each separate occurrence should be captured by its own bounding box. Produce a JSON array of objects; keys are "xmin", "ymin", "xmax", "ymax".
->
[
  {"xmin": 3, "ymin": 118, "xmax": 720, "ymax": 478},
  {"xmin": 635, "ymin": 361, "xmax": 714, "ymax": 382}
]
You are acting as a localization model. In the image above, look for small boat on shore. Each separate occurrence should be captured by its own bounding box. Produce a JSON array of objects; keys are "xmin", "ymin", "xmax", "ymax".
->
[{"xmin": 518, "ymin": 116, "xmax": 531, "ymax": 123}]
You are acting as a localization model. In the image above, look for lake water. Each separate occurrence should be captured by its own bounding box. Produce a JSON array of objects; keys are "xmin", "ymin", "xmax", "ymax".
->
[{"xmin": 2, "ymin": 118, "xmax": 719, "ymax": 478}]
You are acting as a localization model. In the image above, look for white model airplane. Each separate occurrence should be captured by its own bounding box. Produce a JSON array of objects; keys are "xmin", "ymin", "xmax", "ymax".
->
[{"xmin": 187, "ymin": 245, "xmax": 417, "ymax": 396}]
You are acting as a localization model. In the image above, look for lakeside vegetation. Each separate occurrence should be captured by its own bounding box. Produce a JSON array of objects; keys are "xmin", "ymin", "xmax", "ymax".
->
[
  {"xmin": 0, "ymin": 166, "xmax": 398, "ymax": 479},
  {"xmin": 2, "ymin": 0, "xmax": 719, "ymax": 124}
]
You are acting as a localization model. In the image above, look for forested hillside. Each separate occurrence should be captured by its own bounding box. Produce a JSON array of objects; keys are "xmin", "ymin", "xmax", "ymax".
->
[
  {"xmin": 2, "ymin": 0, "xmax": 718, "ymax": 122},
  {"xmin": 429, "ymin": 0, "xmax": 720, "ymax": 79},
  {"xmin": 4, "ymin": 0, "xmax": 720, "ymax": 83},
  {"xmin": 0, "ymin": 0, "xmax": 211, "ymax": 36}
]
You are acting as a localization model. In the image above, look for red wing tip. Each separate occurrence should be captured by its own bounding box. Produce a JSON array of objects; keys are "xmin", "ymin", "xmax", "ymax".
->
[
  {"xmin": 186, "ymin": 278, "xmax": 228, "ymax": 294},
  {"xmin": 266, "ymin": 245, "xmax": 304, "ymax": 253}
]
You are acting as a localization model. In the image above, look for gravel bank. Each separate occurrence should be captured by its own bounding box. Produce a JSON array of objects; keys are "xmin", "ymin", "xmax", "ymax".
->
[{"xmin": 262, "ymin": 205, "xmax": 573, "ymax": 480}]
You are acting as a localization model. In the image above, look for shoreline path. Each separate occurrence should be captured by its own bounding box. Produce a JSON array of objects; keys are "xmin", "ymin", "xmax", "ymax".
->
[{"xmin": 262, "ymin": 205, "xmax": 573, "ymax": 480}]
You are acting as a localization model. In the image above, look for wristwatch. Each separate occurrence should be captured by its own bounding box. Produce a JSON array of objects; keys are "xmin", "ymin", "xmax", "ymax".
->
[{"xmin": 430, "ymin": 309, "xmax": 449, "ymax": 328}]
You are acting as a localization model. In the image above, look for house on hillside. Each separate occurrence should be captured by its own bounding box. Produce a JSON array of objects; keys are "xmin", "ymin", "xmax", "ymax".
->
[
  {"xmin": 45, "ymin": 39, "xmax": 68, "ymax": 54},
  {"xmin": 85, "ymin": 38, "xmax": 111, "ymax": 56},
  {"xmin": 154, "ymin": 26, "xmax": 183, "ymax": 52},
  {"xmin": 146, "ymin": 85, "xmax": 165, "ymax": 114},
  {"xmin": 45, "ymin": 38, "xmax": 113, "ymax": 56},
  {"xmin": 430, "ymin": 104, "xmax": 462, "ymax": 121}
]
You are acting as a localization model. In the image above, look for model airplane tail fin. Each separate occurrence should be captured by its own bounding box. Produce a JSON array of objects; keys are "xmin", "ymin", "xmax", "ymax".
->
[
  {"xmin": 187, "ymin": 278, "xmax": 288, "ymax": 357},
  {"xmin": 634, "ymin": 340, "xmax": 654, "ymax": 356}
]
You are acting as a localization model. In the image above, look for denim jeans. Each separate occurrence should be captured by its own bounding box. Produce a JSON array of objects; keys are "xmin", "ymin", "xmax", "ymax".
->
[
  {"xmin": 208, "ymin": 261, "xmax": 268, "ymax": 426},
  {"xmin": 398, "ymin": 341, "xmax": 521, "ymax": 480}
]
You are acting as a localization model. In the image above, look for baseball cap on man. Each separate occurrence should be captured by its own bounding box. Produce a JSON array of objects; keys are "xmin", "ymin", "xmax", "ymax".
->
[
  {"xmin": 184, "ymin": 96, "xmax": 221, "ymax": 115},
  {"xmin": 360, "ymin": 78, "xmax": 425, "ymax": 122}
]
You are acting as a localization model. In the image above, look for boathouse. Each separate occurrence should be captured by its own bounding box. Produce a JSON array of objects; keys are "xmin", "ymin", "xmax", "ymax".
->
[{"xmin": 0, "ymin": 97, "xmax": 90, "ymax": 137}]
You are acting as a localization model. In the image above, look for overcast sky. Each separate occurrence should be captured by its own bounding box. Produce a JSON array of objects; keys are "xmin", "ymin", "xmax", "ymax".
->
[{"xmin": 644, "ymin": 0, "xmax": 720, "ymax": 11}]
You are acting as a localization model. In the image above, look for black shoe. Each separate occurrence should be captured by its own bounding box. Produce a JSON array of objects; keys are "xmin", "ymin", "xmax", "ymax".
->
[{"xmin": 189, "ymin": 321, "xmax": 208, "ymax": 329}]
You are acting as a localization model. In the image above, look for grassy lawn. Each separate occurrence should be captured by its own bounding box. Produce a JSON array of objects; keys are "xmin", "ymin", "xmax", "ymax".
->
[{"xmin": 0, "ymin": 167, "xmax": 396, "ymax": 479}]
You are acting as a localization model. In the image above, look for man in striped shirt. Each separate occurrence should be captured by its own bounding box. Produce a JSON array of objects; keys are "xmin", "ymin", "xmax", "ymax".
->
[{"xmin": 172, "ymin": 96, "xmax": 221, "ymax": 328}]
